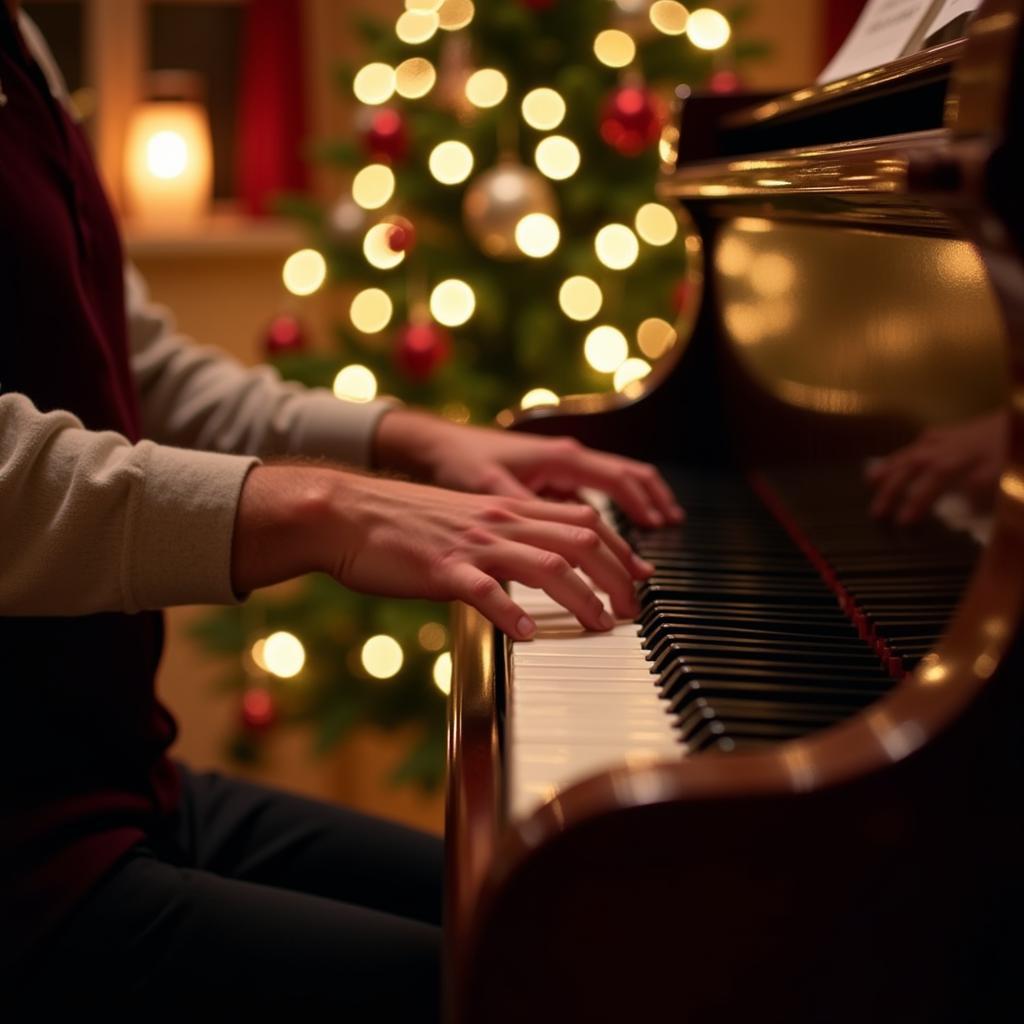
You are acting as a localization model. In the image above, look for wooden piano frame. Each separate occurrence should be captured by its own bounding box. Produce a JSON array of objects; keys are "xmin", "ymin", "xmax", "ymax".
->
[{"xmin": 446, "ymin": 4, "xmax": 1024, "ymax": 1020}]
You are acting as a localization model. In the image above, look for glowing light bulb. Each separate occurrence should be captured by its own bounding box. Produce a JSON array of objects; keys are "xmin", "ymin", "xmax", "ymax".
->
[
  {"xmin": 558, "ymin": 276, "xmax": 603, "ymax": 321},
  {"xmin": 349, "ymin": 288, "xmax": 394, "ymax": 334},
  {"xmin": 593, "ymin": 29, "xmax": 636, "ymax": 68},
  {"xmin": 515, "ymin": 213, "xmax": 560, "ymax": 258},
  {"xmin": 637, "ymin": 317, "xmax": 677, "ymax": 358},
  {"xmin": 333, "ymin": 364, "xmax": 379, "ymax": 403},
  {"xmin": 282, "ymin": 248, "xmax": 327, "ymax": 296},
  {"xmin": 396, "ymin": 9, "xmax": 439, "ymax": 43},
  {"xmin": 433, "ymin": 651, "xmax": 453, "ymax": 695},
  {"xmin": 521, "ymin": 87, "xmax": 566, "ymax": 130},
  {"xmin": 534, "ymin": 135, "xmax": 580, "ymax": 180},
  {"xmin": 351, "ymin": 164, "xmax": 395, "ymax": 211},
  {"xmin": 595, "ymin": 224, "xmax": 640, "ymax": 270},
  {"xmin": 395, "ymin": 57, "xmax": 436, "ymax": 99},
  {"xmin": 521, "ymin": 388, "xmax": 559, "ymax": 409},
  {"xmin": 428, "ymin": 140, "xmax": 473, "ymax": 185},
  {"xmin": 687, "ymin": 8, "xmax": 731, "ymax": 50},
  {"xmin": 465, "ymin": 68, "xmax": 508, "ymax": 108},
  {"xmin": 418, "ymin": 622, "xmax": 448, "ymax": 651},
  {"xmin": 650, "ymin": 1, "xmax": 689, "ymax": 35},
  {"xmin": 361, "ymin": 634, "xmax": 404, "ymax": 680},
  {"xmin": 262, "ymin": 631, "xmax": 305, "ymax": 679},
  {"xmin": 363, "ymin": 223, "xmax": 406, "ymax": 270},
  {"xmin": 584, "ymin": 326, "xmax": 629, "ymax": 374},
  {"xmin": 429, "ymin": 279, "xmax": 476, "ymax": 327},
  {"xmin": 613, "ymin": 357, "xmax": 652, "ymax": 393},
  {"xmin": 635, "ymin": 203, "xmax": 678, "ymax": 246},
  {"xmin": 146, "ymin": 131, "xmax": 187, "ymax": 179},
  {"xmin": 438, "ymin": 0, "xmax": 475, "ymax": 30},
  {"xmin": 353, "ymin": 63, "xmax": 396, "ymax": 105}
]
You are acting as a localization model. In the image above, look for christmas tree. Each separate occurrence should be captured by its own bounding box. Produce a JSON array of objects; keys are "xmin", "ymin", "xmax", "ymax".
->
[{"xmin": 194, "ymin": 0, "xmax": 767, "ymax": 788}]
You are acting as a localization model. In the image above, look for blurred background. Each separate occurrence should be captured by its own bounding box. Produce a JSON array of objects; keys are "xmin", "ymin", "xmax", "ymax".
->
[{"xmin": 24, "ymin": 0, "xmax": 866, "ymax": 835}]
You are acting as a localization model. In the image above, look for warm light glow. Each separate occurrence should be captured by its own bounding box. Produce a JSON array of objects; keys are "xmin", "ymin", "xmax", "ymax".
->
[
  {"xmin": 750, "ymin": 251, "xmax": 797, "ymax": 296},
  {"xmin": 515, "ymin": 213, "xmax": 560, "ymax": 258},
  {"xmin": 465, "ymin": 68, "xmax": 508, "ymax": 108},
  {"xmin": 262, "ymin": 631, "xmax": 305, "ymax": 679},
  {"xmin": 429, "ymin": 140, "xmax": 474, "ymax": 185},
  {"xmin": 282, "ymin": 248, "xmax": 327, "ymax": 296},
  {"xmin": 614, "ymin": 357, "xmax": 652, "ymax": 392},
  {"xmin": 363, "ymin": 223, "xmax": 406, "ymax": 270},
  {"xmin": 593, "ymin": 29, "xmax": 636, "ymax": 68},
  {"xmin": 584, "ymin": 326, "xmax": 629, "ymax": 373},
  {"xmin": 534, "ymin": 135, "xmax": 580, "ymax": 180},
  {"xmin": 349, "ymin": 288, "xmax": 394, "ymax": 334},
  {"xmin": 146, "ymin": 131, "xmax": 187, "ymax": 179},
  {"xmin": 441, "ymin": 401, "xmax": 471, "ymax": 423},
  {"xmin": 361, "ymin": 634, "xmax": 404, "ymax": 680},
  {"xmin": 433, "ymin": 652, "xmax": 453, "ymax": 695},
  {"xmin": 635, "ymin": 203, "xmax": 678, "ymax": 246},
  {"xmin": 558, "ymin": 276, "xmax": 603, "ymax": 321},
  {"xmin": 715, "ymin": 235, "xmax": 753, "ymax": 276},
  {"xmin": 687, "ymin": 8, "xmax": 731, "ymax": 49},
  {"xmin": 418, "ymin": 622, "xmax": 448, "ymax": 651},
  {"xmin": 521, "ymin": 388, "xmax": 559, "ymax": 409},
  {"xmin": 396, "ymin": 9, "xmax": 439, "ymax": 43},
  {"xmin": 351, "ymin": 164, "xmax": 395, "ymax": 210},
  {"xmin": 521, "ymin": 87, "xmax": 566, "ymax": 130},
  {"xmin": 333, "ymin": 364, "xmax": 379, "ymax": 403},
  {"xmin": 438, "ymin": 0, "xmax": 475, "ymax": 30},
  {"xmin": 353, "ymin": 63, "xmax": 396, "ymax": 105},
  {"xmin": 637, "ymin": 317, "xmax": 677, "ymax": 358},
  {"xmin": 406, "ymin": 0, "xmax": 443, "ymax": 11},
  {"xmin": 395, "ymin": 57, "xmax": 436, "ymax": 99},
  {"xmin": 595, "ymin": 224, "xmax": 640, "ymax": 270},
  {"xmin": 430, "ymin": 279, "xmax": 476, "ymax": 327},
  {"xmin": 650, "ymin": 1, "xmax": 689, "ymax": 34}
]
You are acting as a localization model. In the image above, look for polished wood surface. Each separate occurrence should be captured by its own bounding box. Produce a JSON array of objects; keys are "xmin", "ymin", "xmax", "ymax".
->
[{"xmin": 445, "ymin": 4, "xmax": 1024, "ymax": 1020}]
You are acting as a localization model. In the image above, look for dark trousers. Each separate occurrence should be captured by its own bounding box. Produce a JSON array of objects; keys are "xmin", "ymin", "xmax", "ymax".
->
[{"xmin": 15, "ymin": 761, "xmax": 443, "ymax": 1017}]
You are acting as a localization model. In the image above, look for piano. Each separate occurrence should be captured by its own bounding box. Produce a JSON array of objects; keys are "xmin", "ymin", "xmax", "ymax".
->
[{"xmin": 446, "ymin": 3, "xmax": 1024, "ymax": 1020}]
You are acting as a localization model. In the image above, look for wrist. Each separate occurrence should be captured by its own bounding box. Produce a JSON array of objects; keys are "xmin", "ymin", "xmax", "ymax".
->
[{"xmin": 371, "ymin": 407, "xmax": 452, "ymax": 479}]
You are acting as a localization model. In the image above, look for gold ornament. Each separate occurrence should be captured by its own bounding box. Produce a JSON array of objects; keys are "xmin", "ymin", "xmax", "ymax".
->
[{"xmin": 462, "ymin": 159, "xmax": 558, "ymax": 260}]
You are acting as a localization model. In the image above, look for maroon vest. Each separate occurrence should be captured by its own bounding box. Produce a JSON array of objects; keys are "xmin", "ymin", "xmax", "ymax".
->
[{"xmin": 0, "ymin": 12, "xmax": 180, "ymax": 969}]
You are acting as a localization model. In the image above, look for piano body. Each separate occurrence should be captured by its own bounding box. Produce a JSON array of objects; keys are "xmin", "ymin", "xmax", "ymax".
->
[{"xmin": 446, "ymin": 3, "xmax": 1024, "ymax": 1021}]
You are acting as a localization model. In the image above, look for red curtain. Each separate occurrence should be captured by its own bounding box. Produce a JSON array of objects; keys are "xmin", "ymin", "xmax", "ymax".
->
[
  {"xmin": 825, "ymin": 0, "xmax": 870, "ymax": 61},
  {"xmin": 236, "ymin": 0, "xmax": 309, "ymax": 216}
]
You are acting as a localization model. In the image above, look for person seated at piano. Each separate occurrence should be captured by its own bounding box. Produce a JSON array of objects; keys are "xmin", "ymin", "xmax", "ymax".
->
[
  {"xmin": 0, "ymin": 1, "xmax": 682, "ymax": 1012},
  {"xmin": 866, "ymin": 410, "xmax": 1008, "ymax": 525}
]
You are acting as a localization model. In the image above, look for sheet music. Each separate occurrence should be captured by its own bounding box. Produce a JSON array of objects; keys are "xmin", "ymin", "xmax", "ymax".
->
[{"xmin": 921, "ymin": 0, "xmax": 980, "ymax": 36}]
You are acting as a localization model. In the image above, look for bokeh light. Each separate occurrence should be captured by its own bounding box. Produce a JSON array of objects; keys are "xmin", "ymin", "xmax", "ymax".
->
[
  {"xmin": 521, "ymin": 87, "xmax": 566, "ymax": 130},
  {"xmin": 637, "ymin": 317, "xmax": 677, "ymax": 358},
  {"xmin": 521, "ymin": 388, "xmax": 559, "ymax": 409},
  {"xmin": 262, "ymin": 631, "xmax": 306, "ymax": 679},
  {"xmin": 515, "ymin": 213, "xmax": 560, "ymax": 257},
  {"xmin": 534, "ymin": 135, "xmax": 581, "ymax": 180},
  {"xmin": 465, "ymin": 68, "xmax": 508, "ymax": 108},
  {"xmin": 558, "ymin": 276, "xmax": 603, "ymax": 321},
  {"xmin": 361, "ymin": 634, "xmax": 404, "ymax": 680},
  {"xmin": 635, "ymin": 203, "xmax": 678, "ymax": 246},
  {"xmin": 395, "ymin": 57, "xmax": 436, "ymax": 99},
  {"xmin": 613, "ymin": 357, "xmax": 653, "ymax": 393},
  {"xmin": 595, "ymin": 224, "xmax": 640, "ymax": 270},
  {"xmin": 418, "ymin": 622, "xmax": 448, "ymax": 651},
  {"xmin": 333, "ymin": 364, "xmax": 379, "ymax": 403},
  {"xmin": 363, "ymin": 223, "xmax": 406, "ymax": 270},
  {"xmin": 395, "ymin": 8, "xmax": 439, "ymax": 43},
  {"xmin": 687, "ymin": 8, "xmax": 731, "ymax": 49},
  {"xmin": 433, "ymin": 651, "xmax": 453, "ymax": 695},
  {"xmin": 351, "ymin": 164, "xmax": 395, "ymax": 211},
  {"xmin": 353, "ymin": 63, "xmax": 396, "ymax": 105},
  {"xmin": 650, "ymin": 1, "xmax": 689, "ymax": 35},
  {"xmin": 584, "ymin": 325, "xmax": 629, "ymax": 373},
  {"xmin": 282, "ymin": 248, "xmax": 327, "ymax": 296},
  {"xmin": 438, "ymin": 0, "xmax": 474, "ymax": 30},
  {"xmin": 349, "ymin": 287, "xmax": 393, "ymax": 333},
  {"xmin": 429, "ymin": 140, "xmax": 474, "ymax": 185},
  {"xmin": 429, "ymin": 279, "xmax": 476, "ymax": 327},
  {"xmin": 593, "ymin": 29, "xmax": 636, "ymax": 68}
]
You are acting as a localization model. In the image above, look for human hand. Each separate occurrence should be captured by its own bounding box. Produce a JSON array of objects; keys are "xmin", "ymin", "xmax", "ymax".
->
[
  {"xmin": 232, "ymin": 465, "xmax": 653, "ymax": 638},
  {"xmin": 373, "ymin": 408, "xmax": 684, "ymax": 528},
  {"xmin": 865, "ymin": 410, "xmax": 1008, "ymax": 524}
]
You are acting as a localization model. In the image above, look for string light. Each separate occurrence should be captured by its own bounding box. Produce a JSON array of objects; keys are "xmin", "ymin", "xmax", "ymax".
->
[
  {"xmin": 282, "ymin": 248, "xmax": 327, "ymax": 296},
  {"xmin": 534, "ymin": 136, "xmax": 580, "ymax": 180},
  {"xmin": 637, "ymin": 317, "xmax": 677, "ymax": 358},
  {"xmin": 363, "ymin": 223, "xmax": 406, "ymax": 270},
  {"xmin": 261, "ymin": 631, "xmax": 306, "ymax": 679},
  {"xmin": 361, "ymin": 634, "xmax": 404, "ymax": 680},
  {"xmin": 687, "ymin": 8, "xmax": 731, "ymax": 50},
  {"xmin": 465, "ymin": 68, "xmax": 508, "ymax": 108},
  {"xmin": 418, "ymin": 622, "xmax": 448, "ymax": 651},
  {"xmin": 396, "ymin": 9, "xmax": 439, "ymax": 43},
  {"xmin": 429, "ymin": 279, "xmax": 476, "ymax": 327},
  {"xmin": 613, "ymin": 357, "xmax": 652, "ymax": 393},
  {"xmin": 429, "ymin": 140, "xmax": 473, "ymax": 185},
  {"xmin": 584, "ymin": 325, "xmax": 629, "ymax": 373},
  {"xmin": 515, "ymin": 213, "xmax": 560, "ymax": 258},
  {"xmin": 438, "ymin": 0, "xmax": 474, "ymax": 30},
  {"xmin": 593, "ymin": 29, "xmax": 636, "ymax": 68},
  {"xmin": 353, "ymin": 63, "xmax": 396, "ymax": 105},
  {"xmin": 333, "ymin": 364, "xmax": 379, "ymax": 403},
  {"xmin": 395, "ymin": 57, "xmax": 436, "ymax": 99},
  {"xmin": 521, "ymin": 388, "xmax": 559, "ymax": 409},
  {"xmin": 351, "ymin": 164, "xmax": 395, "ymax": 210},
  {"xmin": 521, "ymin": 87, "xmax": 566, "ymax": 130},
  {"xmin": 349, "ymin": 287, "xmax": 393, "ymax": 333},
  {"xmin": 650, "ymin": 1, "xmax": 689, "ymax": 35},
  {"xmin": 595, "ymin": 224, "xmax": 639, "ymax": 270},
  {"xmin": 433, "ymin": 651, "xmax": 453, "ymax": 695},
  {"xmin": 635, "ymin": 203, "xmax": 678, "ymax": 246},
  {"xmin": 558, "ymin": 276, "xmax": 603, "ymax": 321}
]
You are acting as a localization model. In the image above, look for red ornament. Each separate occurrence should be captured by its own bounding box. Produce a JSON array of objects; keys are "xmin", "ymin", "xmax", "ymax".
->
[
  {"xmin": 600, "ymin": 85, "xmax": 665, "ymax": 157},
  {"xmin": 241, "ymin": 688, "xmax": 277, "ymax": 731},
  {"xmin": 709, "ymin": 69, "xmax": 742, "ymax": 95},
  {"xmin": 262, "ymin": 314, "xmax": 306, "ymax": 357},
  {"xmin": 385, "ymin": 216, "xmax": 416, "ymax": 253},
  {"xmin": 362, "ymin": 107, "xmax": 408, "ymax": 163},
  {"xmin": 395, "ymin": 322, "xmax": 452, "ymax": 380}
]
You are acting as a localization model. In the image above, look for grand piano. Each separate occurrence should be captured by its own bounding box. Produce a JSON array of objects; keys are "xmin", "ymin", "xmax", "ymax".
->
[{"xmin": 445, "ymin": 3, "xmax": 1024, "ymax": 1020}]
